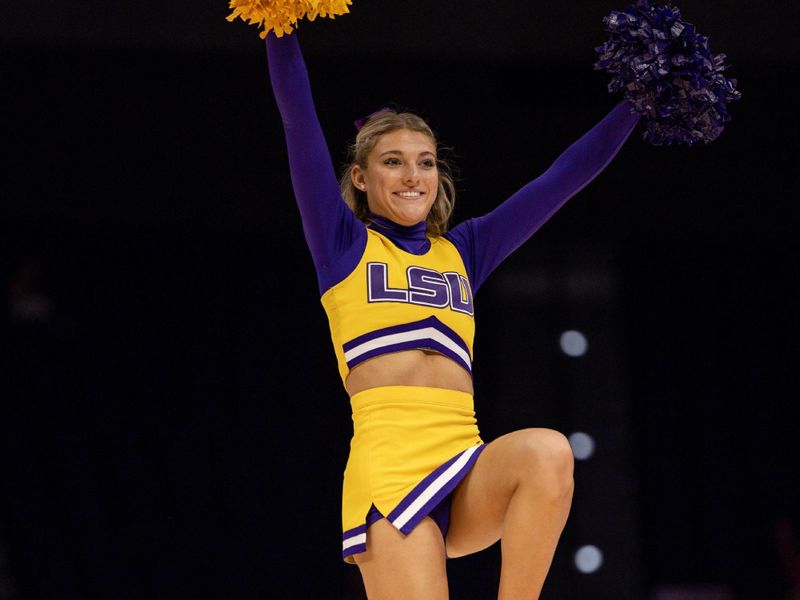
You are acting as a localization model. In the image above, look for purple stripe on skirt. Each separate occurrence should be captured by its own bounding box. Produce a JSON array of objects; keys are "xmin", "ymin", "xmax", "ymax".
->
[
  {"xmin": 366, "ymin": 500, "xmax": 452, "ymax": 540},
  {"xmin": 366, "ymin": 505, "xmax": 385, "ymax": 527},
  {"xmin": 387, "ymin": 443, "xmax": 487, "ymax": 536},
  {"xmin": 342, "ymin": 542, "xmax": 366, "ymax": 559},
  {"xmin": 342, "ymin": 523, "xmax": 367, "ymax": 541},
  {"xmin": 342, "ymin": 523, "xmax": 368, "ymax": 560}
]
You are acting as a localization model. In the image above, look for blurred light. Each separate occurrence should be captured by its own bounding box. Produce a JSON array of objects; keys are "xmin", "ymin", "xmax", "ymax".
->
[
  {"xmin": 574, "ymin": 545, "xmax": 603, "ymax": 573},
  {"xmin": 559, "ymin": 330, "xmax": 588, "ymax": 357},
  {"xmin": 568, "ymin": 432, "xmax": 595, "ymax": 460}
]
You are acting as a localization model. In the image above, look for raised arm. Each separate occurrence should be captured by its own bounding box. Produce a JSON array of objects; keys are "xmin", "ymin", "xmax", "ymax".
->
[
  {"xmin": 445, "ymin": 100, "xmax": 640, "ymax": 293},
  {"xmin": 265, "ymin": 32, "xmax": 365, "ymax": 294}
]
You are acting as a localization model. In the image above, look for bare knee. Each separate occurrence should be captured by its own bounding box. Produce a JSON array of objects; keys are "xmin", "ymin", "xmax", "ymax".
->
[{"xmin": 511, "ymin": 428, "xmax": 574, "ymax": 500}]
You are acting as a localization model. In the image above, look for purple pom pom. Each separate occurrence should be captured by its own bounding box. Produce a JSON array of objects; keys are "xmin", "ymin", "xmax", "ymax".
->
[{"xmin": 594, "ymin": 0, "xmax": 742, "ymax": 146}]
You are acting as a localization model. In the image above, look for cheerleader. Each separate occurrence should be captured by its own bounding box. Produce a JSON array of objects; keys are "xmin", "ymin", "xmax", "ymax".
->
[{"xmin": 229, "ymin": 1, "xmax": 740, "ymax": 596}]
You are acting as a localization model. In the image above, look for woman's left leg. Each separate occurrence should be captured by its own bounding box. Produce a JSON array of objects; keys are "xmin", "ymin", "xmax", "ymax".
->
[
  {"xmin": 354, "ymin": 516, "xmax": 449, "ymax": 600},
  {"xmin": 445, "ymin": 428, "xmax": 574, "ymax": 600}
]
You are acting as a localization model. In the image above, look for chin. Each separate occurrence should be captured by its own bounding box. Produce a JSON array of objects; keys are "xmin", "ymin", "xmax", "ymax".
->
[{"xmin": 397, "ymin": 206, "xmax": 432, "ymax": 223}]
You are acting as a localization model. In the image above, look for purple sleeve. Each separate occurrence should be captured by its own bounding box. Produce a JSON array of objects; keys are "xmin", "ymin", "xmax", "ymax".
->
[
  {"xmin": 265, "ymin": 32, "xmax": 366, "ymax": 295},
  {"xmin": 445, "ymin": 100, "xmax": 640, "ymax": 293}
]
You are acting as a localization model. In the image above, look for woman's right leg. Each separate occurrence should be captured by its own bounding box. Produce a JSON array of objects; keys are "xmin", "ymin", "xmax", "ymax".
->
[
  {"xmin": 354, "ymin": 516, "xmax": 449, "ymax": 600},
  {"xmin": 446, "ymin": 428, "xmax": 575, "ymax": 599}
]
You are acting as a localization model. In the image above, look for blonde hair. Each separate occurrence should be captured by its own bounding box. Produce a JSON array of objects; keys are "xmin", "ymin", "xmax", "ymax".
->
[{"xmin": 339, "ymin": 110, "xmax": 456, "ymax": 236}]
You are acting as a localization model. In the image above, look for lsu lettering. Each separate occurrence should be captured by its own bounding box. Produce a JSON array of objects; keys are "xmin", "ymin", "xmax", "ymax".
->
[{"xmin": 367, "ymin": 262, "xmax": 474, "ymax": 316}]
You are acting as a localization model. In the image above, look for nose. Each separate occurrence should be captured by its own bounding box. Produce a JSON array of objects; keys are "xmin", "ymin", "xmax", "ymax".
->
[{"xmin": 403, "ymin": 163, "xmax": 420, "ymax": 185}]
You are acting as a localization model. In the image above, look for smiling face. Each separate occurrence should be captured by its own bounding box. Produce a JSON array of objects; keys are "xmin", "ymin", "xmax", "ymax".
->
[{"xmin": 350, "ymin": 128, "xmax": 439, "ymax": 226}]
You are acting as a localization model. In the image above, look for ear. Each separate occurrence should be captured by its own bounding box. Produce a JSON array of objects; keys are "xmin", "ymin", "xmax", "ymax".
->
[{"xmin": 351, "ymin": 165, "xmax": 367, "ymax": 192}]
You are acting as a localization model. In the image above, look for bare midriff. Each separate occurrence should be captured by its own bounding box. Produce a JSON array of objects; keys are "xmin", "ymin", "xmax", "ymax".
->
[{"xmin": 345, "ymin": 349, "xmax": 473, "ymax": 398}]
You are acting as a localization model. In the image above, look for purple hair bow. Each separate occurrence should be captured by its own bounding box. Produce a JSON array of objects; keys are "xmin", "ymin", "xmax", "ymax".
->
[{"xmin": 354, "ymin": 107, "xmax": 393, "ymax": 131}]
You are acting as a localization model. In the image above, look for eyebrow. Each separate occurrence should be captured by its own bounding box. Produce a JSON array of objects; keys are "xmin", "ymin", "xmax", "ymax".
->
[{"xmin": 379, "ymin": 150, "xmax": 436, "ymax": 157}]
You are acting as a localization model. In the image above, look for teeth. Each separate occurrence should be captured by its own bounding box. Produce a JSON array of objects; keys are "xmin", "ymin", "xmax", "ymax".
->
[{"xmin": 397, "ymin": 192, "xmax": 422, "ymax": 198}]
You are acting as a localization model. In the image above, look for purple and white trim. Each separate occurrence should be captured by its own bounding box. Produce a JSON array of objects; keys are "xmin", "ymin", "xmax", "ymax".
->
[
  {"xmin": 342, "ymin": 523, "xmax": 367, "ymax": 558},
  {"xmin": 341, "ymin": 443, "xmax": 487, "ymax": 560},
  {"xmin": 342, "ymin": 316, "xmax": 472, "ymax": 375},
  {"xmin": 387, "ymin": 444, "xmax": 486, "ymax": 534}
]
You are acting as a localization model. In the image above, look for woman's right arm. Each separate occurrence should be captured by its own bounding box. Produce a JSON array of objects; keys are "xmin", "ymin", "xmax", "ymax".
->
[
  {"xmin": 265, "ymin": 32, "xmax": 365, "ymax": 293},
  {"xmin": 445, "ymin": 101, "xmax": 640, "ymax": 294}
]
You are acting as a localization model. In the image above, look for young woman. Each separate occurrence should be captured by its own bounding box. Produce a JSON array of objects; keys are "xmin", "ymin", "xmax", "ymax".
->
[{"xmin": 266, "ymin": 28, "xmax": 640, "ymax": 599}]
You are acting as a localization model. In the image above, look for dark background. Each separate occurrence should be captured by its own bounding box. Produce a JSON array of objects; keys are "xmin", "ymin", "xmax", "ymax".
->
[{"xmin": 1, "ymin": 1, "xmax": 799, "ymax": 599}]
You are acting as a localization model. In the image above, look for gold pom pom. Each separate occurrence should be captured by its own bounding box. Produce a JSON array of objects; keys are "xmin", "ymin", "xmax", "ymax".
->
[{"xmin": 226, "ymin": 0, "xmax": 353, "ymax": 38}]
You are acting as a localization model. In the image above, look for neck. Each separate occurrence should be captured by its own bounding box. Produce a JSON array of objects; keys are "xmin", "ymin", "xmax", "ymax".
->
[{"xmin": 367, "ymin": 213, "xmax": 430, "ymax": 255}]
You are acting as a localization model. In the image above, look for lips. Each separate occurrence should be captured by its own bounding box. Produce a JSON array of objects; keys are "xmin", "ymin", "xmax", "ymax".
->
[{"xmin": 395, "ymin": 191, "xmax": 424, "ymax": 199}]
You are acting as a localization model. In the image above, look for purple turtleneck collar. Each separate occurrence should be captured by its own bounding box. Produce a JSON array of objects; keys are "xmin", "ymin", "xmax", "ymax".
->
[{"xmin": 367, "ymin": 213, "xmax": 431, "ymax": 255}]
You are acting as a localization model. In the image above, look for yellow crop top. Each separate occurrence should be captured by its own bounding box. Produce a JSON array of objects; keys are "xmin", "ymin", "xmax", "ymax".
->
[{"xmin": 320, "ymin": 229, "xmax": 475, "ymax": 389}]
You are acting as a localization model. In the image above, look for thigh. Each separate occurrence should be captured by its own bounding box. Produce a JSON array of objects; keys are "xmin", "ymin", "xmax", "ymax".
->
[
  {"xmin": 446, "ymin": 428, "xmax": 569, "ymax": 558},
  {"xmin": 354, "ymin": 517, "xmax": 449, "ymax": 600}
]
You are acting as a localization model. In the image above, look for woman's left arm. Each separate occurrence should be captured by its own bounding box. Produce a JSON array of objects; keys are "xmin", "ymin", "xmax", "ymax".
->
[{"xmin": 445, "ymin": 100, "xmax": 640, "ymax": 293}]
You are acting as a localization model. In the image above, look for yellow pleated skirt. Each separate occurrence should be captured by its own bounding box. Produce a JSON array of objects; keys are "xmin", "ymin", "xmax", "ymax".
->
[{"xmin": 341, "ymin": 385, "xmax": 485, "ymax": 563}]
